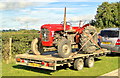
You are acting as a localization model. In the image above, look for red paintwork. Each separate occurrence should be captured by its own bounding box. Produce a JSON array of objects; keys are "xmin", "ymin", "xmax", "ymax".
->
[
  {"xmin": 40, "ymin": 24, "xmax": 90, "ymax": 46},
  {"xmin": 41, "ymin": 24, "xmax": 71, "ymax": 31}
]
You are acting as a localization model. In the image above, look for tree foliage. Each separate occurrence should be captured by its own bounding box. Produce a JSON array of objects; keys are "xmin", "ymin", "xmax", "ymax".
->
[{"xmin": 94, "ymin": 2, "xmax": 120, "ymax": 28}]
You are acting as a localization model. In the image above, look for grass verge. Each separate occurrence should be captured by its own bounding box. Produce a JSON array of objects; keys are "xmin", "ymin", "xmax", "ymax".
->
[{"xmin": 2, "ymin": 55, "xmax": 119, "ymax": 77}]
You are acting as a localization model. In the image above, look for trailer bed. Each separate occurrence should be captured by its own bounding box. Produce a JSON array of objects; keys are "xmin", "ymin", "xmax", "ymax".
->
[
  {"xmin": 16, "ymin": 48, "xmax": 111, "ymax": 70},
  {"xmin": 16, "ymin": 49, "xmax": 109, "ymax": 61}
]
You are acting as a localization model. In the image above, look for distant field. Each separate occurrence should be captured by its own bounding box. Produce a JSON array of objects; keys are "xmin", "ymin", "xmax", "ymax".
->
[{"xmin": 2, "ymin": 55, "xmax": 119, "ymax": 77}]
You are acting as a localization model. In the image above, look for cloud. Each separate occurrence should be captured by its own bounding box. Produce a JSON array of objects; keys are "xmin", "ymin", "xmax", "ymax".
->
[
  {"xmin": 16, "ymin": 16, "xmax": 40, "ymax": 24},
  {"xmin": 0, "ymin": 0, "xmax": 118, "ymax": 2},
  {"xmin": 34, "ymin": 7, "xmax": 79, "ymax": 10},
  {"xmin": 67, "ymin": 14, "xmax": 95, "ymax": 25},
  {"xmin": 0, "ymin": 16, "xmax": 41, "ymax": 30},
  {"xmin": 19, "ymin": 8, "xmax": 64, "ymax": 22},
  {"xmin": 0, "ymin": 25, "xmax": 40, "ymax": 30},
  {"xmin": 0, "ymin": 3, "xmax": 6, "ymax": 10},
  {"xmin": 17, "ymin": 25, "xmax": 40, "ymax": 30},
  {"xmin": 0, "ymin": 0, "xmax": 58, "ymax": 2},
  {"xmin": 68, "ymin": 14, "xmax": 95, "ymax": 21},
  {"xmin": 0, "ymin": 2, "xmax": 35, "ymax": 10},
  {"xmin": 56, "ymin": 0, "xmax": 119, "ymax": 2},
  {"xmin": 0, "ymin": 27, "xmax": 16, "ymax": 30}
]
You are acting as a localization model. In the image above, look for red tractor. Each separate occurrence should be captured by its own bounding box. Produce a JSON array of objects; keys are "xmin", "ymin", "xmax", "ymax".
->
[{"xmin": 31, "ymin": 8, "xmax": 97, "ymax": 58}]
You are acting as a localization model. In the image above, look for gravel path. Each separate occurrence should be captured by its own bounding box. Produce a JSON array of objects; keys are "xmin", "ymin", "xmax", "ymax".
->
[{"xmin": 97, "ymin": 68, "xmax": 120, "ymax": 78}]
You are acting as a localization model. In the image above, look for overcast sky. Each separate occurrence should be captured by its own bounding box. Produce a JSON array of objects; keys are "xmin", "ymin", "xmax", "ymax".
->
[{"xmin": 0, "ymin": 0, "xmax": 119, "ymax": 30}]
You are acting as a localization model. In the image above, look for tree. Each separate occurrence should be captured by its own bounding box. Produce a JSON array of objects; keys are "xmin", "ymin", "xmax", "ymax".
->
[
  {"xmin": 95, "ymin": 2, "xmax": 120, "ymax": 28},
  {"xmin": 118, "ymin": 2, "xmax": 120, "ymax": 26}
]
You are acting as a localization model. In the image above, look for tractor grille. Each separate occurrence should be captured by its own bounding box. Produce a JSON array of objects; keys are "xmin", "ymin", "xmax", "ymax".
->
[{"xmin": 41, "ymin": 28, "xmax": 49, "ymax": 41}]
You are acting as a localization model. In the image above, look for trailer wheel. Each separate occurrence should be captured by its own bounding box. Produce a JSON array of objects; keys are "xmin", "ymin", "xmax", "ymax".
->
[
  {"xmin": 58, "ymin": 39, "xmax": 71, "ymax": 58},
  {"xmin": 31, "ymin": 38, "xmax": 44, "ymax": 55},
  {"xmin": 85, "ymin": 57, "xmax": 94, "ymax": 68},
  {"xmin": 74, "ymin": 58, "xmax": 84, "ymax": 70}
]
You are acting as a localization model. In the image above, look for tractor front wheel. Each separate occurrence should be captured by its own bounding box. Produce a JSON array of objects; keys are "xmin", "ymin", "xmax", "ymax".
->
[
  {"xmin": 58, "ymin": 39, "xmax": 71, "ymax": 58},
  {"xmin": 31, "ymin": 38, "xmax": 44, "ymax": 55}
]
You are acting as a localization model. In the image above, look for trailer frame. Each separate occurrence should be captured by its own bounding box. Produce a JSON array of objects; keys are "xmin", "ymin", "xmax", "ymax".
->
[{"xmin": 16, "ymin": 48, "xmax": 111, "ymax": 70}]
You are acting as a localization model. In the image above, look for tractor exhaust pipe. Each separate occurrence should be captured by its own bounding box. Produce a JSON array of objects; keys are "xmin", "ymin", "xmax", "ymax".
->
[
  {"xmin": 79, "ymin": 20, "xmax": 82, "ymax": 28},
  {"xmin": 64, "ymin": 7, "xmax": 66, "ymax": 31}
]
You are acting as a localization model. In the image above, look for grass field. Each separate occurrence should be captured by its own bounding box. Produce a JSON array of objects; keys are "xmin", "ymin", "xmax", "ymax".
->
[{"xmin": 2, "ymin": 54, "xmax": 119, "ymax": 77}]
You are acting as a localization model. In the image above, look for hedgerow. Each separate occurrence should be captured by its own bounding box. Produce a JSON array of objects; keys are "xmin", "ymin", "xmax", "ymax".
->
[{"xmin": 2, "ymin": 32, "xmax": 39, "ymax": 60}]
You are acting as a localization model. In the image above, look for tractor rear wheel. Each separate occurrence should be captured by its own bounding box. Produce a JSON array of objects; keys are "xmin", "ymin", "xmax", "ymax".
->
[
  {"xmin": 80, "ymin": 26, "xmax": 97, "ymax": 53},
  {"xmin": 58, "ymin": 39, "xmax": 71, "ymax": 58},
  {"xmin": 31, "ymin": 38, "xmax": 44, "ymax": 55}
]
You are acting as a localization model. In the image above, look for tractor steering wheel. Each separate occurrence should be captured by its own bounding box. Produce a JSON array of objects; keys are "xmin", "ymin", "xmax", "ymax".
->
[{"xmin": 60, "ymin": 21, "xmax": 72, "ymax": 26}]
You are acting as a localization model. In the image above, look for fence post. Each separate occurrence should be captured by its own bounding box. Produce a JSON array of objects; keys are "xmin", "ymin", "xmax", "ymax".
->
[{"xmin": 9, "ymin": 38, "xmax": 12, "ymax": 60}]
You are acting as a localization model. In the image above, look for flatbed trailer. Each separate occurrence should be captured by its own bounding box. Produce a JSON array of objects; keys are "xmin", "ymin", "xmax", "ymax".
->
[{"xmin": 16, "ymin": 48, "xmax": 111, "ymax": 70}]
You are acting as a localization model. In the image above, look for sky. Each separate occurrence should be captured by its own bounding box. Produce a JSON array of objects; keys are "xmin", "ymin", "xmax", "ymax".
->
[{"xmin": 0, "ymin": 0, "xmax": 119, "ymax": 30}]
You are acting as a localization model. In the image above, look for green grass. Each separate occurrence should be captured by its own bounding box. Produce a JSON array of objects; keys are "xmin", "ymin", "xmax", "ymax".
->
[{"xmin": 2, "ymin": 55, "xmax": 119, "ymax": 77}]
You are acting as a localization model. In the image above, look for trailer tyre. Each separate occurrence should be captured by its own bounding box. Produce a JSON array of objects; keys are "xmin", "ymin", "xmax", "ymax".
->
[
  {"xmin": 85, "ymin": 57, "xmax": 94, "ymax": 68},
  {"xmin": 31, "ymin": 38, "xmax": 44, "ymax": 55},
  {"xmin": 74, "ymin": 58, "xmax": 84, "ymax": 70},
  {"xmin": 58, "ymin": 39, "xmax": 71, "ymax": 58}
]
